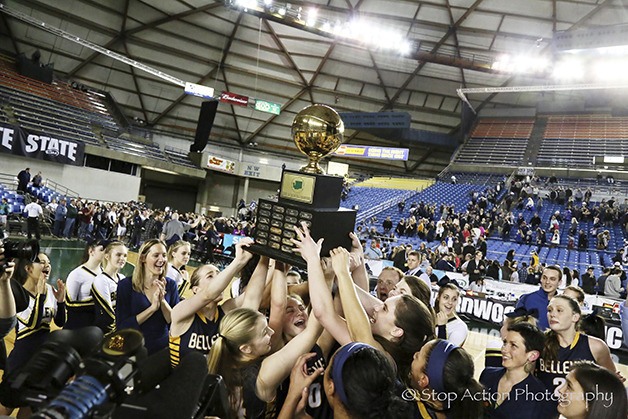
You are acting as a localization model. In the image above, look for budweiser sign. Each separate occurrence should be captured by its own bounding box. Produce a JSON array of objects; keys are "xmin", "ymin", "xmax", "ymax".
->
[{"xmin": 219, "ymin": 91, "xmax": 249, "ymax": 106}]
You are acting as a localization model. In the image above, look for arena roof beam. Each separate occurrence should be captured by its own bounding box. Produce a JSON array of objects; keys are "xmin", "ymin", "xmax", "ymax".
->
[
  {"xmin": 0, "ymin": 4, "xmax": 187, "ymax": 87},
  {"xmin": 149, "ymin": 12, "xmax": 244, "ymax": 127}
]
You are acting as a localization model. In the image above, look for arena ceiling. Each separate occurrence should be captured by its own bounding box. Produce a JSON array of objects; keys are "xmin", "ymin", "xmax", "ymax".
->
[{"xmin": 0, "ymin": 0, "xmax": 626, "ymax": 177}]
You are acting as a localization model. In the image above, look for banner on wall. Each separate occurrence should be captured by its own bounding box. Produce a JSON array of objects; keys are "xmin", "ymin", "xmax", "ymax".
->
[
  {"xmin": 205, "ymin": 154, "xmax": 237, "ymax": 174},
  {"xmin": 0, "ymin": 122, "xmax": 85, "ymax": 165},
  {"xmin": 333, "ymin": 145, "xmax": 409, "ymax": 161}
]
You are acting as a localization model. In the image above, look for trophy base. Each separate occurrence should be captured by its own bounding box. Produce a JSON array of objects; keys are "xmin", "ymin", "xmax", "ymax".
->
[{"xmin": 249, "ymin": 198, "xmax": 356, "ymax": 268}]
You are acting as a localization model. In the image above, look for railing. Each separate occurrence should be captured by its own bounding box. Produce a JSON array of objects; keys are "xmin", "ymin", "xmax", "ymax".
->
[
  {"xmin": 44, "ymin": 178, "xmax": 80, "ymax": 198},
  {"xmin": 0, "ymin": 172, "xmax": 17, "ymax": 189}
]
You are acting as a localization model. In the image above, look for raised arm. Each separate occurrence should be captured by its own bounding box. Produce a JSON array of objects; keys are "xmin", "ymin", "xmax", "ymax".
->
[
  {"xmin": 348, "ymin": 232, "xmax": 369, "ymax": 291},
  {"xmin": 235, "ymin": 256, "xmax": 270, "ymax": 310},
  {"xmin": 171, "ymin": 238, "xmax": 254, "ymax": 327},
  {"xmin": 292, "ymin": 223, "xmax": 351, "ymax": 345},
  {"xmin": 256, "ymin": 312, "xmax": 323, "ymax": 402},
  {"xmin": 269, "ymin": 262, "xmax": 289, "ymax": 351},
  {"xmin": 330, "ymin": 247, "xmax": 378, "ymax": 347}
]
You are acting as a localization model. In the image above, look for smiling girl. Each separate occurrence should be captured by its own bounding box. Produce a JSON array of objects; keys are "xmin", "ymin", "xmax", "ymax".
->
[
  {"xmin": 480, "ymin": 322, "xmax": 552, "ymax": 418},
  {"xmin": 434, "ymin": 283, "xmax": 468, "ymax": 346},
  {"xmin": 6, "ymin": 253, "xmax": 65, "ymax": 375},
  {"xmin": 92, "ymin": 241, "xmax": 128, "ymax": 334},
  {"xmin": 166, "ymin": 240, "xmax": 191, "ymax": 299},
  {"xmin": 115, "ymin": 239, "xmax": 179, "ymax": 354},
  {"xmin": 169, "ymin": 240, "xmax": 269, "ymax": 367}
]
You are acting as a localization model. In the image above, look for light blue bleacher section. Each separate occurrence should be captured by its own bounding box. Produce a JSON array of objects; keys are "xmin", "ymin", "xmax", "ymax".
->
[
  {"xmin": 355, "ymin": 182, "xmax": 490, "ymax": 233},
  {"xmin": 343, "ymin": 187, "xmax": 410, "ymax": 213},
  {"xmin": 438, "ymin": 171, "xmax": 505, "ymax": 186},
  {"xmin": 26, "ymin": 184, "xmax": 67, "ymax": 205}
]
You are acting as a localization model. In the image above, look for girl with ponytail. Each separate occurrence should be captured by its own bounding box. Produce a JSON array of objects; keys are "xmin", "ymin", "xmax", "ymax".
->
[
  {"xmin": 538, "ymin": 294, "xmax": 616, "ymax": 400},
  {"xmin": 409, "ymin": 339, "xmax": 485, "ymax": 419},
  {"xmin": 323, "ymin": 343, "xmax": 413, "ymax": 419},
  {"xmin": 206, "ymin": 307, "xmax": 322, "ymax": 419}
]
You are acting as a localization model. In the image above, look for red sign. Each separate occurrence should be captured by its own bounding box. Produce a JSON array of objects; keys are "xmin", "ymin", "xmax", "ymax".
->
[{"xmin": 219, "ymin": 91, "xmax": 249, "ymax": 107}]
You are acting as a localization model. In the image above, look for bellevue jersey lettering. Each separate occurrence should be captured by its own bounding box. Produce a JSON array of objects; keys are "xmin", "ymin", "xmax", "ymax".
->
[
  {"xmin": 169, "ymin": 306, "xmax": 224, "ymax": 368},
  {"xmin": 537, "ymin": 332, "xmax": 595, "ymax": 394}
]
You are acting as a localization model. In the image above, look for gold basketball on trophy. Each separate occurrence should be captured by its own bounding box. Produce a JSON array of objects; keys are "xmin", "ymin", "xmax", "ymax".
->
[{"xmin": 291, "ymin": 104, "xmax": 345, "ymax": 174}]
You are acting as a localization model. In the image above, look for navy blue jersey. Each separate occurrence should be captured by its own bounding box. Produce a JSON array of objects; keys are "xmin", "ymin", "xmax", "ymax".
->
[
  {"xmin": 480, "ymin": 367, "xmax": 554, "ymax": 419},
  {"xmin": 169, "ymin": 307, "xmax": 224, "ymax": 368},
  {"xmin": 537, "ymin": 332, "xmax": 595, "ymax": 393},
  {"xmin": 304, "ymin": 343, "xmax": 333, "ymax": 419}
]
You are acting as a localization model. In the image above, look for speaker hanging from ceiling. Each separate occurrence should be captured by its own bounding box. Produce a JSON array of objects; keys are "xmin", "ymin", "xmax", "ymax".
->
[{"xmin": 190, "ymin": 100, "xmax": 219, "ymax": 152}]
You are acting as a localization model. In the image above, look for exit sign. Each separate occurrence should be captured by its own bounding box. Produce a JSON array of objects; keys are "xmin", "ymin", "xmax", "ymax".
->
[{"xmin": 254, "ymin": 99, "xmax": 281, "ymax": 115}]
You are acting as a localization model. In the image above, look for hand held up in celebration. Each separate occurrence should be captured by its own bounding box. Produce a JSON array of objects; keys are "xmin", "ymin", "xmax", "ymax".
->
[
  {"xmin": 291, "ymin": 222, "xmax": 323, "ymax": 264},
  {"xmin": 330, "ymin": 247, "xmax": 351, "ymax": 277},
  {"xmin": 52, "ymin": 279, "xmax": 65, "ymax": 303}
]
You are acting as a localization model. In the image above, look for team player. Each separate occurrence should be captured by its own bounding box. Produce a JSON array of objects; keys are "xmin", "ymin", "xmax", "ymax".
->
[
  {"xmin": 166, "ymin": 240, "xmax": 191, "ymax": 299},
  {"xmin": 537, "ymin": 295, "xmax": 616, "ymax": 413},
  {"xmin": 480, "ymin": 322, "xmax": 553, "ymax": 418},
  {"xmin": 206, "ymin": 307, "xmax": 323, "ymax": 418},
  {"xmin": 169, "ymin": 241, "xmax": 268, "ymax": 367},
  {"xmin": 556, "ymin": 362, "xmax": 627, "ymax": 419},
  {"xmin": 287, "ymin": 343, "xmax": 413, "ymax": 419},
  {"xmin": 91, "ymin": 241, "xmax": 127, "ymax": 334},
  {"xmin": 295, "ymin": 227, "xmax": 435, "ymax": 389},
  {"xmin": 409, "ymin": 339, "xmax": 485, "ymax": 419},
  {"xmin": 64, "ymin": 240, "xmax": 105, "ymax": 329}
]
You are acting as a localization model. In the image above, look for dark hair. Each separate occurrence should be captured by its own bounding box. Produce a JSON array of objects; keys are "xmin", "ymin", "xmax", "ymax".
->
[
  {"xmin": 570, "ymin": 362, "xmax": 627, "ymax": 419},
  {"xmin": 402, "ymin": 275, "xmax": 432, "ymax": 309},
  {"xmin": 543, "ymin": 295, "xmax": 581, "ymax": 362},
  {"xmin": 544, "ymin": 264, "xmax": 563, "ymax": 279},
  {"xmin": 14, "ymin": 256, "xmax": 38, "ymax": 285},
  {"xmin": 434, "ymin": 283, "xmax": 459, "ymax": 314},
  {"xmin": 506, "ymin": 322, "xmax": 545, "ymax": 354},
  {"xmin": 376, "ymin": 294, "xmax": 435, "ymax": 386},
  {"xmin": 81, "ymin": 240, "xmax": 106, "ymax": 265},
  {"xmin": 423, "ymin": 339, "xmax": 485, "ymax": 419},
  {"xmin": 580, "ymin": 313, "xmax": 606, "ymax": 341},
  {"xmin": 332, "ymin": 346, "xmax": 414, "ymax": 419}
]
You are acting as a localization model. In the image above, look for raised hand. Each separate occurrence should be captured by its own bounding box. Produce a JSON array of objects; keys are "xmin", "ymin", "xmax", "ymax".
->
[
  {"xmin": 330, "ymin": 247, "xmax": 351, "ymax": 276},
  {"xmin": 436, "ymin": 311, "xmax": 448, "ymax": 326},
  {"xmin": 0, "ymin": 245, "xmax": 14, "ymax": 283},
  {"xmin": 287, "ymin": 352, "xmax": 324, "ymax": 417},
  {"xmin": 291, "ymin": 222, "xmax": 323, "ymax": 263},
  {"xmin": 234, "ymin": 237, "xmax": 255, "ymax": 264},
  {"xmin": 52, "ymin": 279, "xmax": 65, "ymax": 303}
]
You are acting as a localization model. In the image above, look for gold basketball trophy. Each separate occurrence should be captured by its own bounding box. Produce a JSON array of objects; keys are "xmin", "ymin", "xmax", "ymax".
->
[{"xmin": 249, "ymin": 104, "xmax": 357, "ymax": 267}]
